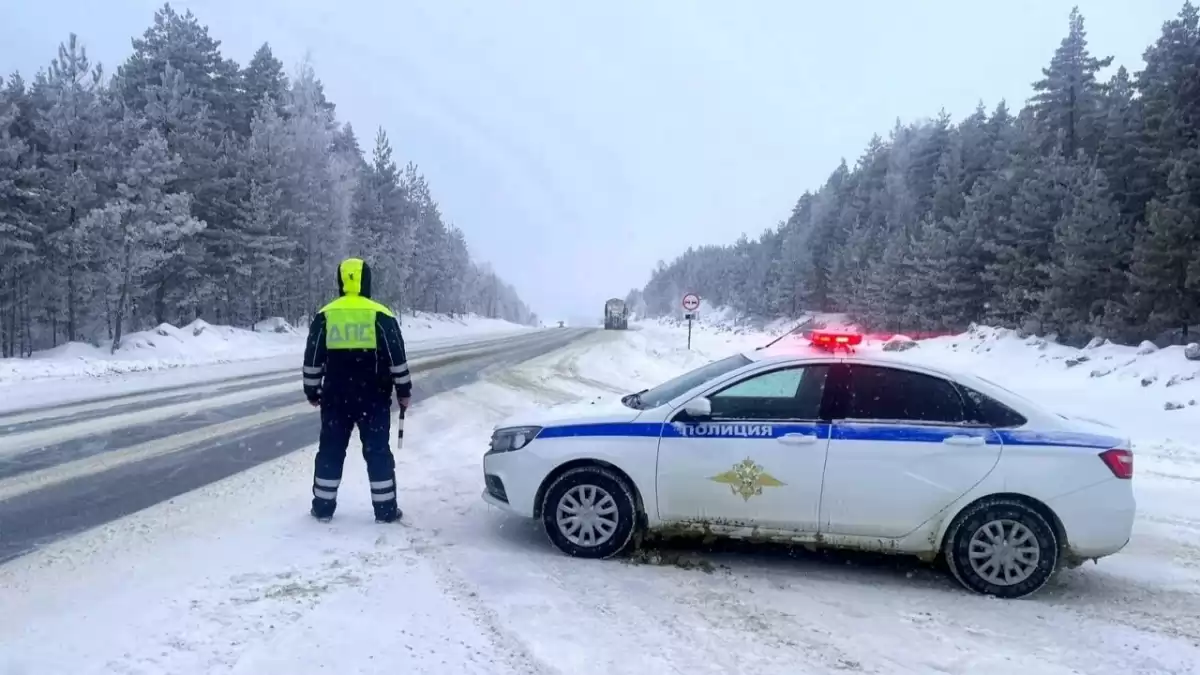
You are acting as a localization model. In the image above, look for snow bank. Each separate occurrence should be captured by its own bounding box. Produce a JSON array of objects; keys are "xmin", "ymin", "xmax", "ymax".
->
[
  {"xmin": 0, "ymin": 312, "xmax": 531, "ymax": 384},
  {"xmin": 0, "ymin": 319, "xmax": 303, "ymax": 382}
]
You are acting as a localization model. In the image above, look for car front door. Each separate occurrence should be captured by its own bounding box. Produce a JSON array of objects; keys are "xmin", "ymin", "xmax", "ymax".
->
[
  {"xmin": 819, "ymin": 363, "xmax": 1002, "ymax": 538},
  {"xmin": 655, "ymin": 363, "xmax": 832, "ymax": 533}
]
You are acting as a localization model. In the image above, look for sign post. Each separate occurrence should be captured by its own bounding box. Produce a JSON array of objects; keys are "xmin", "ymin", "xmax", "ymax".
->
[{"xmin": 682, "ymin": 293, "xmax": 700, "ymax": 350}]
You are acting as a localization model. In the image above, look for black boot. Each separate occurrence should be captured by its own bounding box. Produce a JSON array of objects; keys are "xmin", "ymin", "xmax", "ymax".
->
[
  {"xmin": 311, "ymin": 497, "xmax": 336, "ymax": 522},
  {"xmin": 374, "ymin": 501, "xmax": 402, "ymax": 523}
]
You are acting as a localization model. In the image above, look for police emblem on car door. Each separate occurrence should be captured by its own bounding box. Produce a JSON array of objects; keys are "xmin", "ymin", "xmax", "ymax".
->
[{"xmin": 710, "ymin": 458, "xmax": 786, "ymax": 501}]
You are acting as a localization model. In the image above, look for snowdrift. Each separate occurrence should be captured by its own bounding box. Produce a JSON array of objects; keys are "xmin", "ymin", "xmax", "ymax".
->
[{"xmin": 0, "ymin": 312, "xmax": 531, "ymax": 383}]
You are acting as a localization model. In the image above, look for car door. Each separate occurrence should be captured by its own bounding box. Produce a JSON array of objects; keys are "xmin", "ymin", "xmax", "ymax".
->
[
  {"xmin": 819, "ymin": 363, "xmax": 1002, "ymax": 538},
  {"xmin": 655, "ymin": 363, "xmax": 833, "ymax": 532}
]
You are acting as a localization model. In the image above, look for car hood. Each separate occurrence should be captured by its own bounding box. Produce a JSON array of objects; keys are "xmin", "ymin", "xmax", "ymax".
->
[{"xmin": 494, "ymin": 396, "xmax": 642, "ymax": 430}]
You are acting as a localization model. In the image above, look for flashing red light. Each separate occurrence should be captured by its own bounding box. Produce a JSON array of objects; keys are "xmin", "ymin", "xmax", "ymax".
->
[
  {"xmin": 809, "ymin": 330, "xmax": 863, "ymax": 350},
  {"xmin": 1098, "ymin": 448, "xmax": 1133, "ymax": 480}
]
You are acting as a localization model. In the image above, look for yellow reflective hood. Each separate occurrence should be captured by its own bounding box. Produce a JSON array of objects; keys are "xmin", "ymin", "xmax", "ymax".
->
[{"xmin": 337, "ymin": 258, "xmax": 372, "ymax": 297}]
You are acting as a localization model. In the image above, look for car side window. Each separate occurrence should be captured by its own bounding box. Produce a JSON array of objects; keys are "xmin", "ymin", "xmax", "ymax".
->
[
  {"xmin": 959, "ymin": 385, "xmax": 1027, "ymax": 427},
  {"xmin": 844, "ymin": 365, "xmax": 966, "ymax": 424},
  {"xmin": 708, "ymin": 365, "xmax": 829, "ymax": 421}
]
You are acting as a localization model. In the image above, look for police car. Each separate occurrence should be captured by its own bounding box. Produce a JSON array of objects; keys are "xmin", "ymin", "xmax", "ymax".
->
[{"xmin": 482, "ymin": 330, "xmax": 1135, "ymax": 598}]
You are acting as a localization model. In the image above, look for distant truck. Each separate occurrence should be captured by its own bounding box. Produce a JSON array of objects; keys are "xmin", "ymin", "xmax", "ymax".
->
[{"xmin": 603, "ymin": 298, "xmax": 628, "ymax": 330}]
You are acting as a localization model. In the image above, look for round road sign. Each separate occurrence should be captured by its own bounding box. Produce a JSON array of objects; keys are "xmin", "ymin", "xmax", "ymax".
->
[{"xmin": 682, "ymin": 293, "xmax": 700, "ymax": 311}]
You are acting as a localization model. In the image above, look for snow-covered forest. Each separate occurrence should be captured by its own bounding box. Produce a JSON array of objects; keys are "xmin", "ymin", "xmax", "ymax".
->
[
  {"xmin": 636, "ymin": 3, "xmax": 1200, "ymax": 346},
  {"xmin": 0, "ymin": 5, "xmax": 537, "ymax": 358}
]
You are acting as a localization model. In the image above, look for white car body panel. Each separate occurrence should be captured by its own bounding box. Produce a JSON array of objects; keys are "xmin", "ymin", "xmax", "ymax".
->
[
  {"xmin": 482, "ymin": 348, "xmax": 1135, "ymax": 564},
  {"xmin": 820, "ymin": 422, "xmax": 1002, "ymax": 538},
  {"xmin": 656, "ymin": 421, "xmax": 830, "ymax": 532}
]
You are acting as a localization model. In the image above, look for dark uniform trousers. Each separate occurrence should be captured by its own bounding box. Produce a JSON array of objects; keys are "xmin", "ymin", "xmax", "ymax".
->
[{"xmin": 312, "ymin": 399, "xmax": 397, "ymax": 514}]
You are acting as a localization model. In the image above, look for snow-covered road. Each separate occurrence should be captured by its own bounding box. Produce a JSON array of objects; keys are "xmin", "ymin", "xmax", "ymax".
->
[
  {"xmin": 0, "ymin": 328, "xmax": 585, "ymax": 562},
  {"xmin": 1, "ymin": 324, "xmax": 1198, "ymax": 674}
]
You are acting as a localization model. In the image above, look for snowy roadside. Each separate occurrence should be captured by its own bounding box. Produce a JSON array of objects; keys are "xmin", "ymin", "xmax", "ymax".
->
[
  {"xmin": 0, "ymin": 313, "xmax": 533, "ymax": 413},
  {"xmin": 3, "ymin": 323, "xmax": 1199, "ymax": 674}
]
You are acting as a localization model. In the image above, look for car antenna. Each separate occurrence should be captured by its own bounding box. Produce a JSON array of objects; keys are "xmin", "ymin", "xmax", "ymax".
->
[{"xmin": 756, "ymin": 318, "xmax": 812, "ymax": 351}]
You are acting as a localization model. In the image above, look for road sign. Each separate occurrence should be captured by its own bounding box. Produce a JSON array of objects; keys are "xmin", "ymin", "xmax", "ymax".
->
[{"xmin": 682, "ymin": 293, "xmax": 700, "ymax": 311}]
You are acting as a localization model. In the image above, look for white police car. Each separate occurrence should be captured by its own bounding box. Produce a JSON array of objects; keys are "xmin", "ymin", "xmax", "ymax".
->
[{"xmin": 482, "ymin": 330, "xmax": 1135, "ymax": 598}]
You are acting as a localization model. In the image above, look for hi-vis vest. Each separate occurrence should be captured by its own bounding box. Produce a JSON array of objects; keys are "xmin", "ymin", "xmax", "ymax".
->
[{"xmin": 320, "ymin": 295, "xmax": 395, "ymax": 350}]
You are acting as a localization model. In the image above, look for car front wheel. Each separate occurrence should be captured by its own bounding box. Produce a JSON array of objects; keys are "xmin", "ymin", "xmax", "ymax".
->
[
  {"xmin": 541, "ymin": 466, "xmax": 638, "ymax": 559},
  {"xmin": 944, "ymin": 497, "xmax": 1059, "ymax": 599}
]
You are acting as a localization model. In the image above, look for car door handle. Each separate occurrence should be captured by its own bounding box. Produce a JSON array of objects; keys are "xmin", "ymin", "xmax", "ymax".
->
[
  {"xmin": 778, "ymin": 433, "xmax": 819, "ymax": 445},
  {"xmin": 943, "ymin": 435, "xmax": 985, "ymax": 446}
]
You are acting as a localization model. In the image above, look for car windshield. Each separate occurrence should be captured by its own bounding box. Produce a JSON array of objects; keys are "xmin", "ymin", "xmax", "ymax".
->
[{"xmin": 625, "ymin": 354, "xmax": 752, "ymax": 409}]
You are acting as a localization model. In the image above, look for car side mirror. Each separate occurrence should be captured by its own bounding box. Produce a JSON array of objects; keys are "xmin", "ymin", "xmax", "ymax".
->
[{"xmin": 683, "ymin": 397, "xmax": 712, "ymax": 419}]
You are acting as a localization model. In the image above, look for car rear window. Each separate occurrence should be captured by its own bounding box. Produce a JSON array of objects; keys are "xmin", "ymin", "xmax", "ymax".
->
[
  {"xmin": 959, "ymin": 385, "xmax": 1028, "ymax": 428},
  {"xmin": 844, "ymin": 365, "xmax": 966, "ymax": 424}
]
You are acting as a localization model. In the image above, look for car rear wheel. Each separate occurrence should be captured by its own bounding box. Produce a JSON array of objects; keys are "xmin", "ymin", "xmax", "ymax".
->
[
  {"xmin": 944, "ymin": 497, "xmax": 1059, "ymax": 599},
  {"xmin": 541, "ymin": 466, "xmax": 637, "ymax": 559}
]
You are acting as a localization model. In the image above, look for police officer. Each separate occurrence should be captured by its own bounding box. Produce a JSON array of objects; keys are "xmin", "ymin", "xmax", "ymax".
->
[{"xmin": 302, "ymin": 257, "xmax": 411, "ymax": 523}]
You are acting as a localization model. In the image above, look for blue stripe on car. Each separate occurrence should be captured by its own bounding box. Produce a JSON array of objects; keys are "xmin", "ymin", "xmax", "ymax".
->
[
  {"xmin": 538, "ymin": 423, "xmax": 664, "ymax": 439},
  {"xmin": 536, "ymin": 422, "xmax": 1119, "ymax": 449},
  {"xmin": 995, "ymin": 429, "xmax": 1120, "ymax": 449},
  {"xmin": 831, "ymin": 424, "xmax": 994, "ymax": 443}
]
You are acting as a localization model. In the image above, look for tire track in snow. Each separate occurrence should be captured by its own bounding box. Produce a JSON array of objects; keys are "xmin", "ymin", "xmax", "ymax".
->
[{"xmin": 404, "ymin": 533, "xmax": 565, "ymax": 675}]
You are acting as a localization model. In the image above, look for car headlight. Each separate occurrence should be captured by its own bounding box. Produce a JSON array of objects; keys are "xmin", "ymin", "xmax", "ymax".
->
[{"xmin": 488, "ymin": 426, "xmax": 542, "ymax": 454}]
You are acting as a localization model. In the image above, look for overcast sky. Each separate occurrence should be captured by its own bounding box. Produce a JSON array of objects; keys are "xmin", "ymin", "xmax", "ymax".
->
[{"xmin": 0, "ymin": 0, "xmax": 1184, "ymax": 320}]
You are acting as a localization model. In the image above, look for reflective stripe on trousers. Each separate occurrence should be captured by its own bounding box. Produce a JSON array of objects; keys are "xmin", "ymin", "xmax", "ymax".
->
[
  {"xmin": 313, "ymin": 401, "xmax": 397, "ymax": 506},
  {"xmin": 313, "ymin": 476, "xmax": 340, "ymax": 501}
]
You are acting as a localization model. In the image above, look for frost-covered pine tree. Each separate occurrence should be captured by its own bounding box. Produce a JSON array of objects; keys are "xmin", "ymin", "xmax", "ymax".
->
[
  {"xmin": 1134, "ymin": 2, "xmax": 1200, "ymax": 210},
  {"xmin": 1030, "ymin": 7, "xmax": 1113, "ymax": 158},
  {"xmin": 1126, "ymin": 158, "xmax": 1200, "ymax": 341},
  {"xmin": 352, "ymin": 128, "xmax": 412, "ymax": 308},
  {"xmin": 238, "ymin": 43, "xmax": 288, "ymax": 135},
  {"xmin": 405, "ymin": 164, "xmax": 449, "ymax": 312},
  {"xmin": 83, "ymin": 125, "xmax": 204, "ymax": 350},
  {"xmin": 284, "ymin": 63, "xmax": 342, "ymax": 314},
  {"xmin": 0, "ymin": 76, "xmax": 41, "ymax": 356},
  {"xmin": 1041, "ymin": 165, "xmax": 1129, "ymax": 340},
  {"xmin": 443, "ymin": 226, "xmax": 472, "ymax": 315},
  {"xmin": 230, "ymin": 98, "xmax": 294, "ymax": 322},
  {"xmin": 37, "ymin": 35, "xmax": 110, "ymax": 343}
]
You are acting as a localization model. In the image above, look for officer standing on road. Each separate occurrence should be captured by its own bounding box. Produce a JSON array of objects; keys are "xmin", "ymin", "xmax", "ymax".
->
[{"xmin": 302, "ymin": 257, "xmax": 411, "ymax": 523}]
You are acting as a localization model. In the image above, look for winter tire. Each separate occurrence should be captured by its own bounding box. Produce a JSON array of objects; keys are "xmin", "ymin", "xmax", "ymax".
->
[
  {"xmin": 944, "ymin": 497, "xmax": 1059, "ymax": 599},
  {"xmin": 541, "ymin": 466, "xmax": 638, "ymax": 559}
]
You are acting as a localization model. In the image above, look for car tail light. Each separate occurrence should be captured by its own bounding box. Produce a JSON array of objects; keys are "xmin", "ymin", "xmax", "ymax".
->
[{"xmin": 1098, "ymin": 448, "xmax": 1133, "ymax": 479}]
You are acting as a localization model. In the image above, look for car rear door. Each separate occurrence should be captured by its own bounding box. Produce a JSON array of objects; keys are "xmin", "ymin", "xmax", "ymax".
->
[
  {"xmin": 655, "ymin": 363, "xmax": 833, "ymax": 532},
  {"xmin": 818, "ymin": 363, "xmax": 1002, "ymax": 538}
]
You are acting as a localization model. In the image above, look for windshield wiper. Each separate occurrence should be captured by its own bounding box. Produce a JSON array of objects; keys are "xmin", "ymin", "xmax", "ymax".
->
[{"xmin": 622, "ymin": 388, "xmax": 648, "ymax": 409}]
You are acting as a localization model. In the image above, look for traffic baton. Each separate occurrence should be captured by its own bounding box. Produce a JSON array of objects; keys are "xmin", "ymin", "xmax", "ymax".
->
[{"xmin": 397, "ymin": 402, "xmax": 407, "ymax": 450}]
